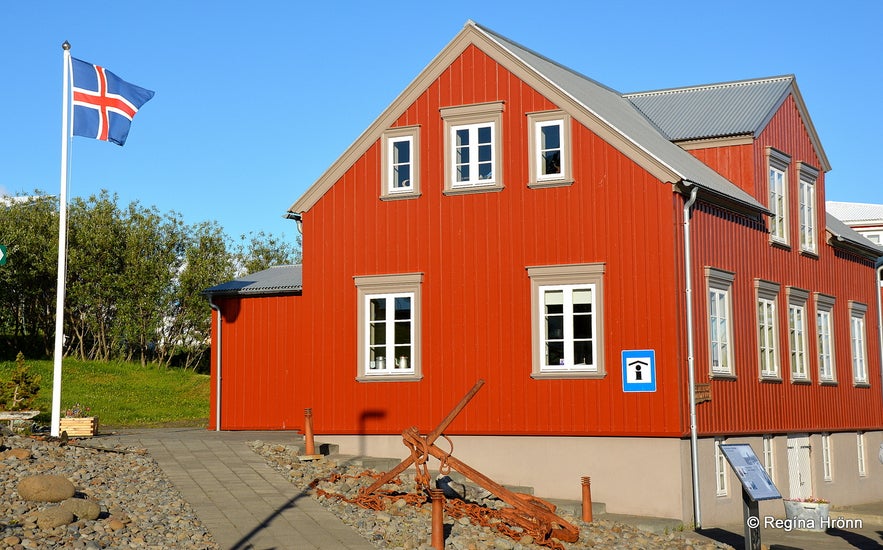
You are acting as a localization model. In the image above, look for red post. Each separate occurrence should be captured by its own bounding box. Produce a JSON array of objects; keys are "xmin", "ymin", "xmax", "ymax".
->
[
  {"xmin": 430, "ymin": 488, "xmax": 445, "ymax": 549},
  {"xmin": 581, "ymin": 476, "xmax": 593, "ymax": 523},
  {"xmin": 304, "ymin": 408, "xmax": 316, "ymax": 456}
]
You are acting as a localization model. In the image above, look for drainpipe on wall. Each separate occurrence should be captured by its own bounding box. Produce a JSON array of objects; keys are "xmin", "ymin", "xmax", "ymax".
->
[
  {"xmin": 682, "ymin": 182, "xmax": 701, "ymax": 528},
  {"xmin": 208, "ymin": 296, "xmax": 222, "ymax": 432},
  {"xmin": 876, "ymin": 257, "xmax": 883, "ymax": 406}
]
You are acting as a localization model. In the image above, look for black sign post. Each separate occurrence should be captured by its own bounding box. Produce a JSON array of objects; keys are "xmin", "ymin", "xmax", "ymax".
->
[{"xmin": 720, "ymin": 444, "xmax": 782, "ymax": 550}]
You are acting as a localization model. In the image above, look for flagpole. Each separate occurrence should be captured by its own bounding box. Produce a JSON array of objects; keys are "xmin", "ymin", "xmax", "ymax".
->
[{"xmin": 51, "ymin": 41, "xmax": 72, "ymax": 437}]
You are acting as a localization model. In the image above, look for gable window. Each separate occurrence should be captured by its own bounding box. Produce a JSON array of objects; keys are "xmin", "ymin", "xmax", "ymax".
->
[
  {"xmin": 815, "ymin": 293, "xmax": 836, "ymax": 384},
  {"xmin": 441, "ymin": 102, "xmax": 505, "ymax": 194},
  {"xmin": 706, "ymin": 267, "xmax": 736, "ymax": 377},
  {"xmin": 527, "ymin": 263, "xmax": 605, "ymax": 378},
  {"xmin": 381, "ymin": 126, "xmax": 420, "ymax": 200},
  {"xmin": 849, "ymin": 302, "xmax": 869, "ymax": 386},
  {"xmin": 767, "ymin": 148, "xmax": 791, "ymax": 245},
  {"xmin": 821, "ymin": 433, "xmax": 833, "ymax": 481},
  {"xmin": 527, "ymin": 111, "xmax": 572, "ymax": 187},
  {"xmin": 756, "ymin": 280, "xmax": 781, "ymax": 379},
  {"xmin": 787, "ymin": 287, "xmax": 810, "ymax": 382},
  {"xmin": 797, "ymin": 163, "xmax": 819, "ymax": 254},
  {"xmin": 354, "ymin": 273, "xmax": 423, "ymax": 381}
]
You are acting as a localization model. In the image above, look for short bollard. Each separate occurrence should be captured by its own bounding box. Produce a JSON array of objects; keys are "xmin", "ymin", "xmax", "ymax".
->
[
  {"xmin": 581, "ymin": 476, "xmax": 593, "ymax": 523},
  {"xmin": 430, "ymin": 489, "xmax": 445, "ymax": 550},
  {"xmin": 299, "ymin": 408, "xmax": 322, "ymax": 461}
]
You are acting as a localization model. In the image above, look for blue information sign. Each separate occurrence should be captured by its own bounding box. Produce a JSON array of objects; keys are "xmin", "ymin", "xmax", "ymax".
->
[{"xmin": 622, "ymin": 349, "xmax": 656, "ymax": 393}]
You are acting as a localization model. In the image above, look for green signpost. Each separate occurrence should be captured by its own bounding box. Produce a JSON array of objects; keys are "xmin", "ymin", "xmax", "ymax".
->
[{"xmin": 0, "ymin": 244, "xmax": 6, "ymax": 266}]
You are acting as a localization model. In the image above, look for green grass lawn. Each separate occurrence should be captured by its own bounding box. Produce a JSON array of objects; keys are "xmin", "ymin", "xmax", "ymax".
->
[{"xmin": 0, "ymin": 357, "xmax": 211, "ymax": 428}]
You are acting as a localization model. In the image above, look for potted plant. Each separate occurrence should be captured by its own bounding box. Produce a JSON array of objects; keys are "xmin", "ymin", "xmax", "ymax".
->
[
  {"xmin": 783, "ymin": 496, "xmax": 830, "ymax": 531},
  {"xmin": 59, "ymin": 403, "xmax": 99, "ymax": 437}
]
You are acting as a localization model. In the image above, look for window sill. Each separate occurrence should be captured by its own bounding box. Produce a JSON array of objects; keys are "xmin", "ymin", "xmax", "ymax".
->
[
  {"xmin": 790, "ymin": 378, "xmax": 812, "ymax": 385},
  {"xmin": 528, "ymin": 179, "xmax": 574, "ymax": 189},
  {"xmin": 854, "ymin": 382, "xmax": 871, "ymax": 389},
  {"xmin": 444, "ymin": 183, "xmax": 504, "ymax": 196},
  {"xmin": 381, "ymin": 191, "xmax": 422, "ymax": 201},
  {"xmin": 710, "ymin": 372, "xmax": 737, "ymax": 381},
  {"xmin": 799, "ymin": 248, "xmax": 819, "ymax": 259},
  {"xmin": 820, "ymin": 380, "xmax": 838, "ymax": 386},
  {"xmin": 770, "ymin": 240, "xmax": 791, "ymax": 251},
  {"xmin": 356, "ymin": 373, "xmax": 423, "ymax": 383},
  {"xmin": 760, "ymin": 376, "xmax": 783, "ymax": 383},
  {"xmin": 531, "ymin": 371, "xmax": 605, "ymax": 380}
]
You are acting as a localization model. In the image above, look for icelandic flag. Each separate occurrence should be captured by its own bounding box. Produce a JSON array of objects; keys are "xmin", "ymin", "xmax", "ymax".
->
[{"xmin": 71, "ymin": 57, "xmax": 154, "ymax": 146}]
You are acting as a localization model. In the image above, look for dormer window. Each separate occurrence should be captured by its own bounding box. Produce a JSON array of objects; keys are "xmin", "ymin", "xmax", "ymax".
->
[
  {"xmin": 441, "ymin": 101, "xmax": 505, "ymax": 195},
  {"xmin": 797, "ymin": 163, "xmax": 819, "ymax": 254}
]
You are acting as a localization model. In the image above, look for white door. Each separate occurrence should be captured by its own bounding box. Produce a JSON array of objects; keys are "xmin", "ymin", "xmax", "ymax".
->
[{"xmin": 787, "ymin": 434, "xmax": 813, "ymax": 499}]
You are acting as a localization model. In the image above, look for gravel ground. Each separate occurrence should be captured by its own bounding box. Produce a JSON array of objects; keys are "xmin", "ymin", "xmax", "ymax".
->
[{"xmin": 1, "ymin": 431, "xmax": 733, "ymax": 549}]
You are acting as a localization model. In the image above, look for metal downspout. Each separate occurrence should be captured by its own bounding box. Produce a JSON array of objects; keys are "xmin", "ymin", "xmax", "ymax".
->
[
  {"xmin": 208, "ymin": 296, "xmax": 222, "ymax": 432},
  {"xmin": 876, "ymin": 258, "xmax": 883, "ymax": 405},
  {"xmin": 682, "ymin": 184, "xmax": 701, "ymax": 528}
]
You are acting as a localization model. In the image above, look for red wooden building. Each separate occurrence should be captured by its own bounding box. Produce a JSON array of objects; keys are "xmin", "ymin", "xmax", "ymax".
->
[{"xmin": 206, "ymin": 22, "xmax": 883, "ymax": 525}]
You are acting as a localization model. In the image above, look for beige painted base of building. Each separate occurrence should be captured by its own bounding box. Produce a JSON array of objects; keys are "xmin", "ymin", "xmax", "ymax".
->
[{"xmin": 321, "ymin": 430, "xmax": 883, "ymax": 525}]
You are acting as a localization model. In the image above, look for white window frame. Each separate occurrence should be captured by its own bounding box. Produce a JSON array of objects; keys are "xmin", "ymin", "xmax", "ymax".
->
[
  {"xmin": 756, "ymin": 280, "xmax": 781, "ymax": 379},
  {"xmin": 441, "ymin": 102, "xmax": 504, "ymax": 194},
  {"xmin": 821, "ymin": 433, "xmax": 833, "ymax": 481},
  {"xmin": 527, "ymin": 263, "xmax": 605, "ymax": 379},
  {"xmin": 381, "ymin": 126, "xmax": 420, "ymax": 200},
  {"xmin": 715, "ymin": 438, "xmax": 728, "ymax": 496},
  {"xmin": 767, "ymin": 148, "xmax": 791, "ymax": 245},
  {"xmin": 354, "ymin": 273, "xmax": 423, "ymax": 381},
  {"xmin": 706, "ymin": 267, "xmax": 736, "ymax": 377},
  {"xmin": 849, "ymin": 302, "xmax": 869, "ymax": 385},
  {"xmin": 797, "ymin": 163, "xmax": 819, "ymax": 254},
  {"xmin": 527, "ymin": 110, "xmax": 572, "ymax": 187},
  {"xmin": 763, "ymin": 435, "xmax": 775, "ymax": 481},
  {"xmin": 857, "ymin": 432, "xmax": 867, "ymax": 477},
  {"xmin": 815, "ymin": 293, "xmax": 837, "ymax": 384},
  {"xmin": 787, "ymin": 287, "xmax": 810, "ymax": 382}
]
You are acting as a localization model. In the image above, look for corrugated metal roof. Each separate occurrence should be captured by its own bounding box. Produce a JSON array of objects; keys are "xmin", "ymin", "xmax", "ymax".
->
[
  {"xmin": 623, "ymin": 76, "xmax": 793, "ymax": 141},
  {"xmin": 826, "ymin": 214, "xmax": 883, "ymax": 256},
  {"xmin": 473, "ymin": 23, "xmax": 766, "ymax": 212},
  {"xmin": 826, "ymin": 201, "xmax": 883, "ymax": 224},
  {"xmin": 203, "ymin": 264, "xmax": 302, "ymax": 296}
]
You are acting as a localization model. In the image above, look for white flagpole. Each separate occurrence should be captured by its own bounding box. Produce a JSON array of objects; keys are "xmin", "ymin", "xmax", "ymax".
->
[{"xmin": 51, "ymin": 41, "xmax": 72, "ymax": 437}]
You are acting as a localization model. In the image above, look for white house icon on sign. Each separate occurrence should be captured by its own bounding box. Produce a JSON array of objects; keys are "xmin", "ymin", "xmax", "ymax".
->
[{"xmin": 626, "ymin": 359, "xmax": 652, "ymax": 384}]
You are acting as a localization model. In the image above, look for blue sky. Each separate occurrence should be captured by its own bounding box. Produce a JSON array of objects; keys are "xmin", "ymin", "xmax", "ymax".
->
[{"xmin": 2, "ymin": 1, "xmax": 881, "ymax": 246}]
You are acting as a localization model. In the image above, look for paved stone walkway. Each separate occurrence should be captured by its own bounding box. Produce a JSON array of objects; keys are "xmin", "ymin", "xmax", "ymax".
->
[{"xmin": 102, "ymin": 428, "xmax": 374, "ymax": 550}]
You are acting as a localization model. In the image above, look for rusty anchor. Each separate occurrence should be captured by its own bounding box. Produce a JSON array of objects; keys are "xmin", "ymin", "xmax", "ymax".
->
[{"xmin": 361, "ymin": 379, "xmax": 579, "ymax": 546}]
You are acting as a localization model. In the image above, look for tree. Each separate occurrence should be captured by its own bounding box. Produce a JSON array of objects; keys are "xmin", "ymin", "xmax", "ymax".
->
[
  {"xmin": 158, "ymin": 220, "xmax": 234, "ymax": 369},
  {"xmin": 235, "ymin": 230, "xmax": 301, "ymax": 275},
  {"xmin": 0, "ymin": 193, "xmax": 59, "ymax": 356}
]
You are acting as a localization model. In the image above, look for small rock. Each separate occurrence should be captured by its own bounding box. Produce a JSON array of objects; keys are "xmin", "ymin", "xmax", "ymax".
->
[
  {"xmin": 36, "ymin": 507, "xmax": 75, "ymax": 529},
  {"xmin": 61, "ymin": 497, "xmax": 102, "ymax": 520}
]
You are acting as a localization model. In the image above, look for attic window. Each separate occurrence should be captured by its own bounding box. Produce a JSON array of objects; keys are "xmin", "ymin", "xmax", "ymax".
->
[
  {"xmin": 528, "ymin": 110, "xmax": 573, "ymax": 188},
  {"xmin": 381, "ymin": 126, "xmax": 421, "ymax": 200},
  {"xmin": 441, "ymin": 102, "xmax": 505, "ymax": 195},
  {"xmin": 767, "ymin": 148, "xmax": 791, "ymax": 246}
]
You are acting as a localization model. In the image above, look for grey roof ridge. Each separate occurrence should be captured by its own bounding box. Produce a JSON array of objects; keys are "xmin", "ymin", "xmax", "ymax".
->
[
  {"xmin": 472, "ymin": 22, "xmax": 765, "ymax": 213},
  {"xmin": 622, "ymin": 74, "xmax": 794, "ymax": 98}
]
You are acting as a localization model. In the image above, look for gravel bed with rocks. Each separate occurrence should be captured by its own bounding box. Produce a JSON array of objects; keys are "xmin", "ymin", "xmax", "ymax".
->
[
  {"xmin": 250, "ymin": 440, "xmax": 733, "ymax": 550},
  {"xmin": 0, "ymin": 433, "xmax": 218, "ymax": 550}
]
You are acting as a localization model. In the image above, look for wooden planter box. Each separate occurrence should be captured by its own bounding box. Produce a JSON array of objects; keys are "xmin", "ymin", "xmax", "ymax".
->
[{"xmin": 60, "ymin": 417, "xmax": 99, "ymax": 437}]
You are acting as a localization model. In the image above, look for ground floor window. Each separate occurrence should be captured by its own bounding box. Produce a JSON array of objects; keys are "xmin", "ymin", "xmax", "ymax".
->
[{"xmin": 354, "ymin": 273, "xmax": 423, "ymax": 381}]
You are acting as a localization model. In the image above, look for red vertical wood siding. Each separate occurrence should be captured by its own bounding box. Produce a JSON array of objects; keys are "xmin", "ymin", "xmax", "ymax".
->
[
  {"xmin": 688, "ymin": 96, "xmax": 883, "ymax": 434},
  {"xmin": 209, "ymin": 295, "xmax": 301, "ymax": 430},
  {"xmin": 296, "ymin": 45, "xmax": 687, "ymax": 437}
]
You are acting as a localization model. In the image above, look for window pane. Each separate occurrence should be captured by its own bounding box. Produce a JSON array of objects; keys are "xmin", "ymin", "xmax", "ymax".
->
[
  {"xmin": 573, "ymin": 341, "xmax": 592, "ymax": 365},
  {"xmin": 541, "ymin": 124, "xmax": 560, "ymax": 149},
  {"xmin": 370, "ymin": 298, "xmax": 386, "ymax": 321},
  {"xmin": 394, "ymin": 297, "xmax": 411, "ymax": 320},
  {"xmin": 394, "ymin": 321, "xmax": 411, "ymax": 345},
  {"xmin": 573, "ymin": 314, "xmax": 592, "ymax": 339},
  {"xmin": 478, "ymin": 125, "xmax": 491, "ymax": 144},
  {"xmin": 394, "ymin": 164, "xmax": 410, "ymax": 188},
  {"xmin": 370, "ymin": 322, "xmax": 386, "ymax": 346},
  {"xmin": 546, "ymin": 341, "xmax": 564, "ymax": 366},
  {"xmin": 456, "ymin": 128, "xmax": 469, "ymax": 147},
  {"xmin": 393, "ymin": 140, "xmax": 410, "ymax": 164}
]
